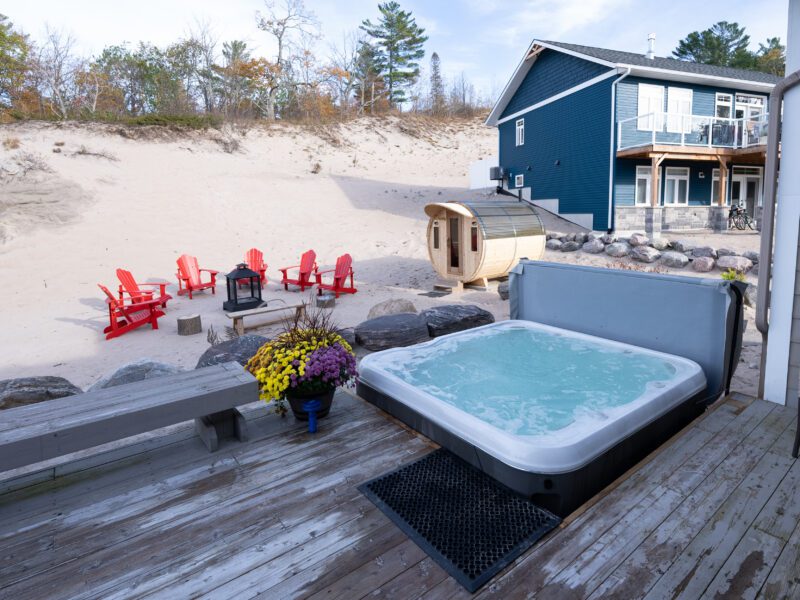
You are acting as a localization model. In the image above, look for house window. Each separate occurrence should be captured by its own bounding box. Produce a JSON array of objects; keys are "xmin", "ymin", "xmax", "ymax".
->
[
  {"xmin": 715, "ymin": 93, "xmax": 732, "ymax": 119},
  {"xmin": 664, "ymin": 167, "xmax": 690, "ymax": 205},
  {"xmin": 667, "ymin": 87, "xmax": 693, "ymax": 133},
  {"xmin": 711, "ymin": 169, "xmax": 722, "ymax": 204},
  {"xmin": 637, "ymin": 83, "xmax": 664, "ymax": 131},
  {"xmin": 471, "ymin": 222, "xmax": 478, "ymax": 252},
  {"xmin": 515, "ymin": 119, "xmax": 525, "ymax": 146},
  {"xmin": 433, "ymin": 221, "xmax": 440, "ymax": 249},
  {"xmin": 635, "ymin": 166, "xmax": 652, "ymax": 205},
  {"xmin": 515, "ymin": 174, "xmax": 524, "ymax": 188}
]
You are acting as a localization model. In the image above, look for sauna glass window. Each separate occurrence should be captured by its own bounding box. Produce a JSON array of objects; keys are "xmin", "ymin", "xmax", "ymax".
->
[
  {"xmin": 433, "ymin": 221, "xmax": 440, "ymax": 249},
  {"xmin": 471, "ymin": 222, "xmax": 478, "ymax": 252}
]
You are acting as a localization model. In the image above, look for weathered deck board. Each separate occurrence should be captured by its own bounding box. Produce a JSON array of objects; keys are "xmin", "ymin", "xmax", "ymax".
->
[{"xmin": 0, "ymin": 393, "xmax": 796, "ymax": 600}]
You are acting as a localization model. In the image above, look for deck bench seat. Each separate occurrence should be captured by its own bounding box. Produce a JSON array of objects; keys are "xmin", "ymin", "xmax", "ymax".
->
[{"xmin": 0, "ymin": 362, "xmax": 258, "ymax": 473}]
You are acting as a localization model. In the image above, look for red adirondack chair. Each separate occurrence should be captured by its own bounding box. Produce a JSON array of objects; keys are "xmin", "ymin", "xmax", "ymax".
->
[
  {"xmin": 242, "ymin": 248, "xmax": 267, "ymax": 288},
  {"xmin": 279, "ymin": 250, "xmax": 317, "ymax": 291},
  {"xmin": 116, "ymin": 268, "xmax": 172, "ymax": 308},
  {"xmin": 176, "ymin": 254, "xmax": 219, "ymax": 299},
  {"xmin": 315, "ymin": 254, "xmax": 357, "ymax": 298},
  {"xmin": 98, "ymin": 284, "xmax": 165, "ymax": 340}
]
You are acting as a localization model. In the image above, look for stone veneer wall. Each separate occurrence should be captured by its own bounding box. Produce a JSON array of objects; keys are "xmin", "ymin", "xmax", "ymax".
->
[{"xmin": 615, "ymin": 206, "xmax": 728, "ymax": 233}]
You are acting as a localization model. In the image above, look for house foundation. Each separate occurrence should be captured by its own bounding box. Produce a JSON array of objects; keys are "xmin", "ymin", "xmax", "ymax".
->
[{"xmin": 615, "ymin": 206, "xmax": 729, "ymax": 233}]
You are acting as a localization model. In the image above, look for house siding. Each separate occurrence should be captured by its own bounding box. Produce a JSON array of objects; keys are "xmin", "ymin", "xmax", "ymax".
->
[
  {"xmin": 500, "ymin": 49, "xmax": 612, "ymax": 119},
  {"xmin": 500, "ymin": 76, "xmax": 614, "ymax": 230},
  {"xmin": 615, "ymin": 159, "xmax": 716, "ymax": 207}
]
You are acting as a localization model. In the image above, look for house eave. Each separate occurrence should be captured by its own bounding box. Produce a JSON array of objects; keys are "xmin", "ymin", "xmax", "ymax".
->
[{"xmin": 621, "ymin": 65, "xmax": 776, "ymax": 94}]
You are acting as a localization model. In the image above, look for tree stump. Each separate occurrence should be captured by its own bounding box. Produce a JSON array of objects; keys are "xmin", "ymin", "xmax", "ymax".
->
[{"xmin": 177, "ymin": 314, "xmax": 202, "ymax": 336}]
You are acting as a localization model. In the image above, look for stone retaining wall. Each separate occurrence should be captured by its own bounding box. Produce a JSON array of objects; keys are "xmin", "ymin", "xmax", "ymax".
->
[{"xmin": 615, "ymin": 206, "xmax": 728, "ymax": 234}]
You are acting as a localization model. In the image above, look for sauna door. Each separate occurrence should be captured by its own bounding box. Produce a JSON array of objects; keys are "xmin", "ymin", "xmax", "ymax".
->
[{"xmin": 447, "ymin": 214, "xmax": 462, "ymax": 275}]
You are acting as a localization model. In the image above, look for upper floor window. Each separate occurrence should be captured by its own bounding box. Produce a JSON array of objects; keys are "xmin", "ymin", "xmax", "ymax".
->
[
  {"xmin": 515, "ymin": 119, "xmax": 525, "ymax": 146},
  {"xmin": 637, "ymin": 83, "xmax": 664, "ymax": 132},
  {"xmin": 716, "ymin": 93, "xmax": 732, "ymax": 119},
  {"xmin": 666, "ymin": 87, "xmax": 693, "ymax": 133}
]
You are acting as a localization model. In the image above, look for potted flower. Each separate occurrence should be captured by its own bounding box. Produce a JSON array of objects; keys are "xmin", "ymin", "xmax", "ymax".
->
[{"xmin": 246, "ymin": 307, "xmax": 357, "ymax": 419}]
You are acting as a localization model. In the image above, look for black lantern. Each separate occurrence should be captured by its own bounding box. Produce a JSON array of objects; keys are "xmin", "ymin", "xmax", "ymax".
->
[{"xmin": 223, "ymin": 263, "xmax": 263, "ymax": 312}]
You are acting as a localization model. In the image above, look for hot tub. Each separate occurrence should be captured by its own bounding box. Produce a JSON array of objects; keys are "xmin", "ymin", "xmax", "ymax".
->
[{"xmin": 357, "ymin": 320, "xmax": 707, "ymax": 516}]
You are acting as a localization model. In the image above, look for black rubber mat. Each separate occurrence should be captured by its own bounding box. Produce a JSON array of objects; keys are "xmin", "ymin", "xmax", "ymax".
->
[{"xmin": 359, "ymin": 449, "xmax": 561, "ymax": 593}]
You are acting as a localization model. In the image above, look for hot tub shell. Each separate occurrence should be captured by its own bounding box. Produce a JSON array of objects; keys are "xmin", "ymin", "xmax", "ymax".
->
[{"xmin": 358, "ymin": 262, "xmax": 745, "ymax": 517}]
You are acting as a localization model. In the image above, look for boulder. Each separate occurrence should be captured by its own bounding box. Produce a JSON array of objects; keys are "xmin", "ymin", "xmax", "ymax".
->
[
  {"xmin": 743, "ymin": 250, "xmax": 760, "ymax": 263},
  {"xmin": 573, "ymin": 232, "xmax": 589, "ymax": 244},
  {"xmin": 89, "ymin": 359, "xmax": 183, "ymax": 391},
  {"xmin": 196, "ymin": 334, "xmax": 269, "ymax": 369},
  {"xmin": 744, "ymin": 284, "xmax": 758, "ymax": 308},
  {"xmin": 605, "ymin": 242, "xmax": 631, "ymax": 258},
  {"xmin": 600, "ymin": 233, "xmax": 616, "ymax": 244},
  {"xmin": 498, "ymin": 280, "xmax": 509, "ymax": 300},
  {"xmin": 631, "ymin": 246, "xmax": 661, "ymax": 263},
  {"xmin": 717, "ymin": 247, "xmax": 738, "ymax": 257},
  {"xmin": 559, "ymin": 233, "xmax": 576, "ymax": 242},
  {"xmin": 420, "ymin": 305, "xmax": 495, "ymax": 337},
  {"xmin": 651, "ymin": 238, "xmax": 671, "ymax": 251},
  {"xmin": 0, "ymin": 376, "xmax": 82, "ymax": 410},
  {"xmin": 717, "ymin": 255, "xmax": 754, "ymax": 273},
  {"xmin": 673, "ymin": 239, "xmax": 696, "ymax": 253},
  {"xmin": 354, "ymin": 313, "xmax": 430, "ymax": 351},
  {"xmin": 661, "ymin": 251, "xmax": 689, "ymax": 268},
  {"xmin": 693, "ymin": 246, "xmax": 718, "ymax": 259},
  {"xmin": 545, "ymin": 238, "xmax": 563, "ymax": 251},
  {"xmin": 546, "ymin": 231, "xmax": 563, "ymax": 240},
  {"xmin": 752, "ymin": 262, "xmax": 759, "ymax": 276},
  {"xmin": 367, "ymin": 298, "xmax": 417, "ymax": 320},
  {"xmin": 629, "ymin": 233, "xmax": 650, "ymax": 247},
  {"xmin": 582, "ymin": 239, "xmax": 605, "ymax": 254},
  {"xmin": 337, "ymin": 328, "xmax": 356, "ymax": 347},
  {"xmin": 692, "ymin": 256, "xmax": 716, "ymax": 272},
  {"xmin": 560, "ymin": 241, "xmax": 581, "ymax": 252}
]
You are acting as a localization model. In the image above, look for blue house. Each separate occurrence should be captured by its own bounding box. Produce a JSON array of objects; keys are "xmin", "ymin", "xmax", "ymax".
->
[{"xmin": 485, "ymin": 39, "xmax": 780, "ymax": 233}]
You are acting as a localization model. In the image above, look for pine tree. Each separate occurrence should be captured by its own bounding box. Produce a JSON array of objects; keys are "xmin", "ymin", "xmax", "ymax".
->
[
  {"xmin": 360, "ymin": 1, "xmax": 427, "ymax": 107},
  {"xmin": 429, "ymin": 51, "xmax": 445, "ymax": 116},
  {"xmin": 673, "ymin": 22, "xmax": 751, "ymax": 68}
]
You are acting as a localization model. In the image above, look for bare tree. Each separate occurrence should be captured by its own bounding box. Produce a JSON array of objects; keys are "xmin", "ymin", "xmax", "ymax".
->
[
  {"xmin": 186, "ymin": 20, "xmax": 219, "ymax": 113},
  {"xmin": 255, "ymin": 0, "xmax": 319, "ymax": 119},
  {"xmin": 36, "ymin": 26, "xmax": 78, "ymax": 119},
  {"xmin": 326, "ymin": 31, "xmax": 361, "ymax": 115}
]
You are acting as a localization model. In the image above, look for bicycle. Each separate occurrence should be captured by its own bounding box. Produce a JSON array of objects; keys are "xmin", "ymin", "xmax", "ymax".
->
[{"xmin": 728, "ymin": 204, "xmax": 755, "ymax": 231}]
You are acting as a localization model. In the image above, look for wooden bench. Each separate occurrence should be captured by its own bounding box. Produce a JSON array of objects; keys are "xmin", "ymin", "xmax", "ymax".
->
[
  {"xmin": 0, "ymin": 362, "xmax": 258, "ymax": 473},
  {"xmin": 225, "ymin": 302, "xmax": 306, "ymax": 335}
]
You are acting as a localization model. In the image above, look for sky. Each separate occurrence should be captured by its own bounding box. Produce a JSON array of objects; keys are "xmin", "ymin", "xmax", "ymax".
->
[{"xmin": 5, "ymin": 0, "xmax": 791, "ymax": 97}]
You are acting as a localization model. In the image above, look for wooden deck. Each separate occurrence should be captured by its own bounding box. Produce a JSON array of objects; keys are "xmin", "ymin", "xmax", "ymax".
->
[{"xmin": 0, "ymin": 391, "xmax": 797, "ymax": 599}]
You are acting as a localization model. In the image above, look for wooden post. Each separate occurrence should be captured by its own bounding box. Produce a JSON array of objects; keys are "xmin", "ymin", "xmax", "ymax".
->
[
  {"xmin": 718, "ymin": 160, "xmax": 728, "ymax": 206},
  {"xmin": 650, "ymin": 156, "xmax": 660, "ymax": 207}
]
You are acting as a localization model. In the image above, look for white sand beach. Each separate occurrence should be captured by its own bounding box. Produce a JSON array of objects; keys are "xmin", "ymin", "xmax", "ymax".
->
[{"xmin": 0, "ymin": 117, "xmax": 761, "ymax": 394}]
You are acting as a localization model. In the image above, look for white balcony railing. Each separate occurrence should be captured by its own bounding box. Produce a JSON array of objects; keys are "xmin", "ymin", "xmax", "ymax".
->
[{"xmin": 617, "ymin": 112, "xmax": 769, "ymax": 152}]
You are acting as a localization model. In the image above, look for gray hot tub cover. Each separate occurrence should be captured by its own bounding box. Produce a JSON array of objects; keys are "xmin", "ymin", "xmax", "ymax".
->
[{"xmin": 509, "ymin": 261, "xmax": 744, "ymax": 404}]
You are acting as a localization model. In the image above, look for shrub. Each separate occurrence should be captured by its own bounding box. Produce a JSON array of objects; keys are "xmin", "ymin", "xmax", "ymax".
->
[
  {"xmin": 123, "ymin": 114, "xmax": 222, "ymax": 130},
  {"xmin": 2, "ymin": 137, "xmax": 20, "ymax": 150},
  {"xmin": 721, "ymin": 268, "xmax": 746, "ymax": 282}
]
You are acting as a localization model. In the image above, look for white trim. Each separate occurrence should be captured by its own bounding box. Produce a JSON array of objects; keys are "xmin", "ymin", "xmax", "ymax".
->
[
  {"xmin": 621, "ymin": 64, "xmax": 775, "ymax": 93},
  {"xmin": 515, "ymin": 118, "xmax": 525, "ymax": 146},
  {"xmin": 715, "ymin": 92, "xmax": 733, "ymax": 118},
  {"xmin": 710, "ymin": 168, "xmax": 722, "ymax": 204},
  {"xmin": 487, "ymin": 41, "xmax": 776, "ymax": 127},
  {"xmin": 635, "ymin": 166, "xmax": 652, "ymax": 205},
  {"xmin": 666, "ymin": 87, "xmax": 693, "ymax": 133},
  {"xmin": 608, "ymin": 68, "xmax": 631, "ymax": 230},
  {"xmin": 514, "ymin": 174, "xmax": 525, "ymax": 188},
  {"xmin": 496, "ymin": 70, "xmax": 619, "ymax": 125},
  {"xmin": 533, "ymin": 41, "xmax": 617, "ymax": 68},
  {"xmin": 663, "ymin": 167, "xmax": 690, "ymax": 205},
  {"xmin": 485, "ymin": 39, "xmax": 540, "ymax": 126}
]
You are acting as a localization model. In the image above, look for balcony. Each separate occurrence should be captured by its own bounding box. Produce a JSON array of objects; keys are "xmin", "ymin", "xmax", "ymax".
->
[{"xmin": 617, "ymin": 112, "xmax": 769, "ymax": 153}]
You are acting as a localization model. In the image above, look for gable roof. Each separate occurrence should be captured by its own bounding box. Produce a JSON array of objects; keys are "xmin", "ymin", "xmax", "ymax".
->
[{"xmin": 486, "ymin": 39, "xmax": 780, "ymax": 126}]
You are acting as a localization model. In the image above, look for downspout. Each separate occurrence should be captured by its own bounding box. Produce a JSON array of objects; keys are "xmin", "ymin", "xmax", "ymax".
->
[
  {"xmin": 756, "ymin": 68, "xmax": 800, "ymax": 399},
  {"xmin": 607, "ymin": 68, "xmax": 631, "ymax": 232}
]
